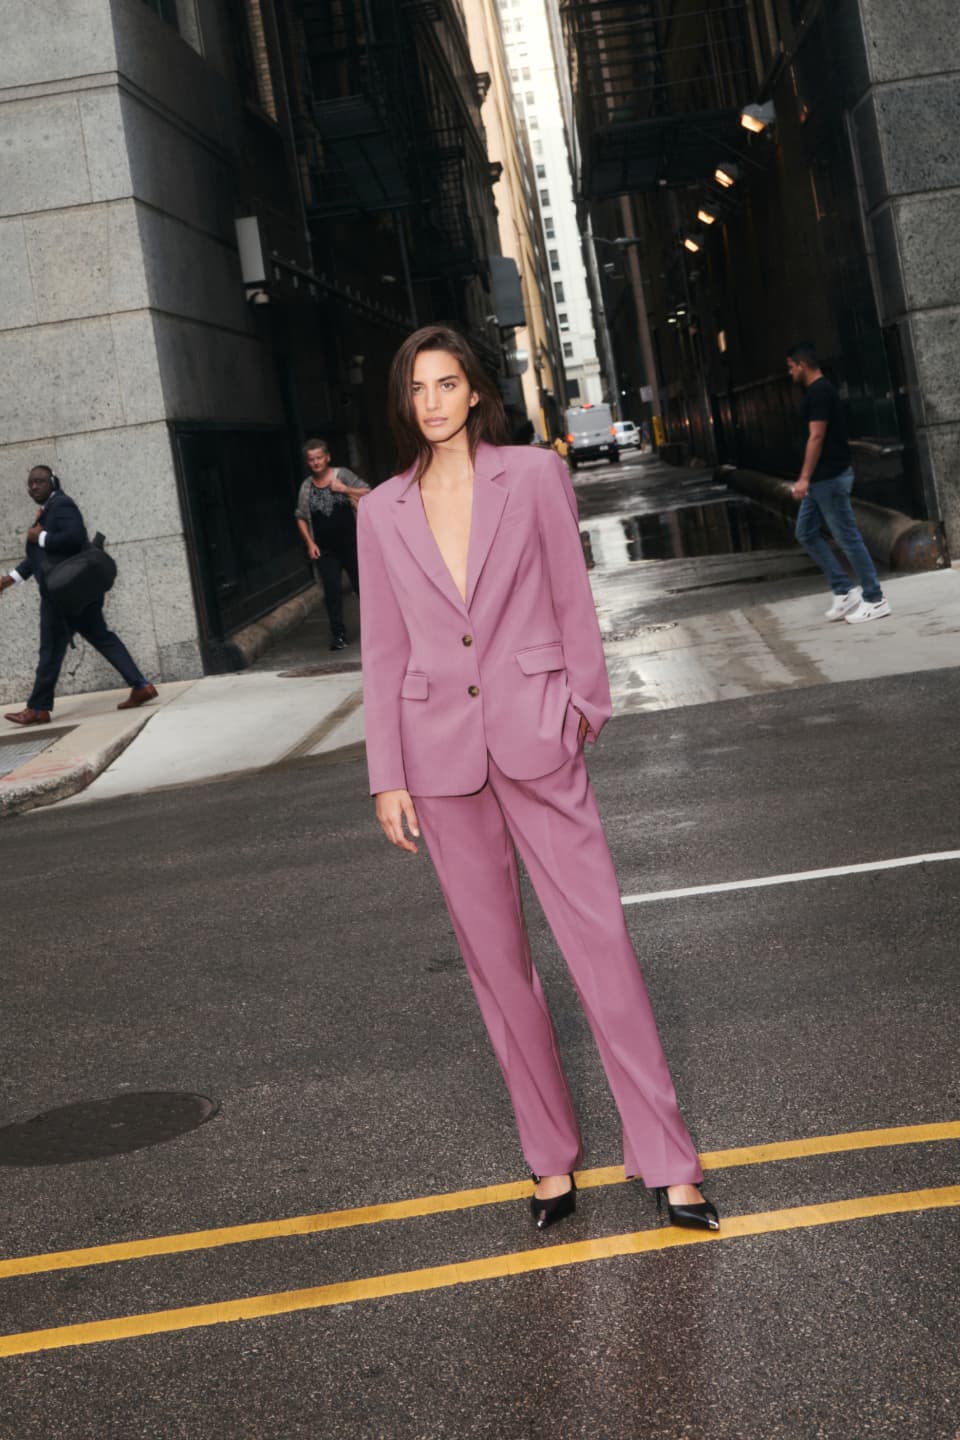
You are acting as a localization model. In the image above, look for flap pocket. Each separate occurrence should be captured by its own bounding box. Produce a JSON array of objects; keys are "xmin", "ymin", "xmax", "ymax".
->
[
  {"xmin": 401, "ymin": 671, "xmax": 429, "ymax": 700},
  {"xmin": 515, "ymin": 642, "xmax": 565, "ymax": 676}
]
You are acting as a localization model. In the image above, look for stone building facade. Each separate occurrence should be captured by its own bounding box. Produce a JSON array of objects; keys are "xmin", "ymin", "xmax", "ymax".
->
[
  {"xmin": 559, "ymin": 0, "xmax": 960, "ymax": 540},
  {"xmin": 1, "ymin": 0, "xmax": 526, "ymax": 703}
]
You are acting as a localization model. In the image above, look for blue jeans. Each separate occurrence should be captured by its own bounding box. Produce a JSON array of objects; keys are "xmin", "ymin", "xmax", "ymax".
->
[{"xmin": 794, "ymin": 468, "xmax": 883, "ymax": 603}]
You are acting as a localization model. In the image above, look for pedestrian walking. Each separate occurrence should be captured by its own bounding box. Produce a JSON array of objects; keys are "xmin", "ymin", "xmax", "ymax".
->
[
  {"xmin": 358, "ymin": 324, "xmax": 718, "ymax": 1234},
  {"xmin": 0, "ymin": 466, "xmax": 157, "ymax": 725},
  {"xmin": 787, "ymin": 343, "xmax": 891, "ymax": 623},
  {"xmin": 294, "ymin": 439, "xmax": 370, "ymax": 650}
]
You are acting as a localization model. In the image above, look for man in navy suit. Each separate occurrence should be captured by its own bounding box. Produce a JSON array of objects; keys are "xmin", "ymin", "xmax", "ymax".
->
[{"xmin": 0, "ymin": 464, "xmax": 157, "ymax": 725}]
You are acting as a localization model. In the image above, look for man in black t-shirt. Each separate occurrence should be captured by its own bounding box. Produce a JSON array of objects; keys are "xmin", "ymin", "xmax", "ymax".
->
[{"xmin": 787, "ymin": 342, "xmax": 890, "ymax": 624}]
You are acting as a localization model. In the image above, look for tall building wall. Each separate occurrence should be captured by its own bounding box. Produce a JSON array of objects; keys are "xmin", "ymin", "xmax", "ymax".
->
[
  {"xmin": 500, "ymin": 0, "xmax": 602, "ymax": 406},
  {"xmin": 463, "ymin": 0, "xmax": 564, "ymax": 437},
  {"xmin": 852, "ymin": 0, "xmax": 960, "ymax": 546},
  {"xmin": 0, "ymin": 0, "xmax": 299, "ymax": 702}
]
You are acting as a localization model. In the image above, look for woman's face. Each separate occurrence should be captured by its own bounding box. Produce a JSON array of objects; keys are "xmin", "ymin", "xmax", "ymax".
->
[
  {"xmin": 411, "ymin": 349, "xmax": 478, "ymax": 446},
  {"xmin": 306, "ymin": 446, "xmax": 330, "ymax": 477}
]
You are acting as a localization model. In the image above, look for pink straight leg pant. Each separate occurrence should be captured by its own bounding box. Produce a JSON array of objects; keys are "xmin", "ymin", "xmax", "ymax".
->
[{"xmin": 413, "ymin": 750, "xmax": 704, "ymax": 1188}]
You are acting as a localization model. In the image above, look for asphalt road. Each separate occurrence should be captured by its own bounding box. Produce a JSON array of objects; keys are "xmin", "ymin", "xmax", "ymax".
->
[{"xmin": 1, "ymin": 661, "xmax": 958, "ymax": 1438}]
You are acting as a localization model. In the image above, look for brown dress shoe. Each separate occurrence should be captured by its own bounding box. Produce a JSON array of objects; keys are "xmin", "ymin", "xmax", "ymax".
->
[
  {"xmin": 4, "ymin": 708, "xmax": 52, "ymax": 725},
  {"xmin": 117, "ymin": 683, "xmax": 159, "ymax": 710}
]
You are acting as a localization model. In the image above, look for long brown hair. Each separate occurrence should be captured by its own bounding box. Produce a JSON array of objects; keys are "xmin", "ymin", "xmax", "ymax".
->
[{"xmin": 388, "ymin": 324, "xmax": 508, "ymax": 479}]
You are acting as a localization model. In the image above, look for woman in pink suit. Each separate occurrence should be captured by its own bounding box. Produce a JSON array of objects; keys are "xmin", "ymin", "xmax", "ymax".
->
[{"xmin": 358, "ymin": 325, "xmax": 718, "ymax": 1233}]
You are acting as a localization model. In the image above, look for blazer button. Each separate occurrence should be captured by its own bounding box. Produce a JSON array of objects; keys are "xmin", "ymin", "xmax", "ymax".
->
[
  {"xmin": 468, "ymin": 684, "xmax": 480, "ymax": 697},
  {"xmin": 462, "ymin": 634, "xmax": 473, "ymax": 646}
]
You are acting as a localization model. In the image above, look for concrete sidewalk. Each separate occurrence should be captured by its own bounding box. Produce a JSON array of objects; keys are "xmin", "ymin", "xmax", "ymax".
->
[
  {"xmin": 0, "ymin": 668, "xmax": 364, "ymax": 817},
  {"xmin": 2, "ymin": 565, "xmax": 957, "ymax": 817}
]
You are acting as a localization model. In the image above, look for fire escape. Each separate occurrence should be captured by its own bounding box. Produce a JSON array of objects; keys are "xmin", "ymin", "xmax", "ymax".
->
[{"xmin": 560, "ymin": 0, "xmax": 753, "ymax": 198}]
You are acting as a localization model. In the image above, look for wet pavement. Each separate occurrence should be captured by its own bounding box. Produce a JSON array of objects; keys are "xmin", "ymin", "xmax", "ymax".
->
[{"xmin": 1, "ymin": 453, "xmax": 958, "ymax": 1436}]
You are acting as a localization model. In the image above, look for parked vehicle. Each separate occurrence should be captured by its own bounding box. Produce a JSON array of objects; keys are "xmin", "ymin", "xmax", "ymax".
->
[
  {"xmin": 564, "ymin": 404, "xmax": 618, "ymax": 468},
  {"xmin": 613, "ymin": 420, "xmax": 640, "ymax": 451}
]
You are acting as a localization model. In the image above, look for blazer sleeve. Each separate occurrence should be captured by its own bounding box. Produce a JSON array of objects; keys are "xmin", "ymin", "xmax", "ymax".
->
[
  {"xmin": 42, "ymin": 497, "xmax": 86, "ymax": 557},
  {"xmin": 357, "ymin": 500, "xmax": 412, "ymax": 794},
  {"xmin": 537, "ymin": 452, "xmax": 612, "ymax": 742}
]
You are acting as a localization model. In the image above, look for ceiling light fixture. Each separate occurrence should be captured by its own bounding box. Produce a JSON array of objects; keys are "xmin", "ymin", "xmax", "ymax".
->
[{"xmin": 740, "ymin": 101, "xmax": 776, "ymax": 134}]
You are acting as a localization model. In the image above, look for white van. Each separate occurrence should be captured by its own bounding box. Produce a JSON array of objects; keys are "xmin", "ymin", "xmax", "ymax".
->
[{"xmin": 564, "ymin": 404, "xmax": 618, "ymax": 468}]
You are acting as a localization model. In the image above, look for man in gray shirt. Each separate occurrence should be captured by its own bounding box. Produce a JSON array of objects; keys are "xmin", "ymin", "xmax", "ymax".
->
[{"xmin": 294, "ymin": 438, "xmax": 370, "ymax": 650}]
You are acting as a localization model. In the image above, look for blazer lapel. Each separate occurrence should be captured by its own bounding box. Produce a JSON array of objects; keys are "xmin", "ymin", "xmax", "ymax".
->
[
  {"xmin": 465, "ymin": 443, "xmax": 508, "ymax": 610},
  {"xmin": 394, "ymin": 469, "xmax": 470, "ymax": 617}
]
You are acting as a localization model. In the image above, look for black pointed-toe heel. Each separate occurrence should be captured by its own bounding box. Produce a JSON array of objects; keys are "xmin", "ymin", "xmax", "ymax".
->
[
  {"xmin": 530, "ymin": 1173, "xmax": 577, "ymax": 1230},
  {"xmin": 655, "ymin": 1187, "xmax": 720, "ymax": 1232}
]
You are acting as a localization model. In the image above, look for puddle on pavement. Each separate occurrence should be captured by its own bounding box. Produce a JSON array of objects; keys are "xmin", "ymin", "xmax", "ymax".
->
[{"xmin": 584, "ymin": 499, "xmax": 794, "ymax": 567}]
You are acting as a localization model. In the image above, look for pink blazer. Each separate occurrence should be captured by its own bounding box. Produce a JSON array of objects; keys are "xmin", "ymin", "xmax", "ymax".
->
[{"xmin": 357, "ymin": 441, "xmax": 612, "ymax": 797}]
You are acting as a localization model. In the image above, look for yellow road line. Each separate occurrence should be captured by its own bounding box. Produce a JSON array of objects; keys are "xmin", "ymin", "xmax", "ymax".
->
[
  {"xmin": 1, "ymin": 1121, "xmax": 957, "ymax": 1282},
  {"xmin": 1, "ymin": 1185, "xmax": 957, "ymax": 1358}
]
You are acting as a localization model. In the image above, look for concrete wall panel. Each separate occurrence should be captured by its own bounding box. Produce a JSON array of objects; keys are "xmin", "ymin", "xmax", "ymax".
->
[
  {"xmin": 0, "ymin": 96, "xmax": 93, "ymax": 219},
  {"xmin": 872, "ymin": 76, "xmax": 960, "ymax": 201},
  {"xmin": 78, "ymin": 90, "xmax": 134, "ymax": 202},
  {"xmin": 108, "ymin": 312, "xmax": 166, "ymax": 427},
  {"xmin": 120, "ymin": 91, "xmax": 233, "ymax": 241},
  {"xmin": 909, "ymin": 310, "xmax": 960, "ymax": 427},
  {"xmin": 22, "ymin": 201, "xmax": 148, "ymax": 325},
  {"xmin": 0, "ymin": 0, "xmax": 116, "ymax": 91},
  {"xmin": 55, "ymin": 423, "xmax": 183, "ymax": 543},
  {"xmin": 892, "ymin": 192, "xmax": 960, "ymax": 315},
  {"xmin": 152, "ymin": 314, "xmax": 284, "ymax": 425},
  {"xmin": 858, "ymin": 0, "xmax": 960, "ymax": 85},
  {"xmin": 110, "ymin": 0, "xmax": 231, "ymax": 148},
  {"xmin": 0, "ymin": 220, "xmax": 38, "ymax": 330},
  {"xmin": 136, "ymin": 206, "xmax": 250, "ymax": 333},
  {"xmin": 0, "ymin": 318, "xmax": 129, "ymax": 444}
]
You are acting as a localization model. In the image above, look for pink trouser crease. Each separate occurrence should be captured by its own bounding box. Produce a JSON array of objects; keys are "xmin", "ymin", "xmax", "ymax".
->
[{"xmin": 413, "ymin": 750, "xmax": 704, "ymax": 1188}]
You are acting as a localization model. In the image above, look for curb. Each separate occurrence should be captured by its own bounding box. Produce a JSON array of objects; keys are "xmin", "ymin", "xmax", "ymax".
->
[
  {"xmin": 720, "ymin": 466, "xmax": 950, "ymax": 572},
  {"xmin": 0, "ymin": 711, "xmax": 153, "ymax": 819},
  {"xmin": 203, "ymin": 586, "xmax": 323, "ymax": 673}
]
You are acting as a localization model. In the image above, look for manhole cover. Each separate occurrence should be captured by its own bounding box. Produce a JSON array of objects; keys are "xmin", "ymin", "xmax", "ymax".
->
[{"xmin": 0, "ymin": 1091, "xmax": 219, "ymax": 1166}]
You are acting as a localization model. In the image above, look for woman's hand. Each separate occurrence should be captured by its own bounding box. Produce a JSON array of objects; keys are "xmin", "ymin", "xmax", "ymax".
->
[
  {"xmin": 578, "ymin": 713, "xmax": 589, "ymax": 748},
  {"xmin": 375, "ymin": 789, "xmax": 421, "ymax": 853},
  {"xmin": 306, "ymin": 540, "xmax": 321, "ymax": 561}
]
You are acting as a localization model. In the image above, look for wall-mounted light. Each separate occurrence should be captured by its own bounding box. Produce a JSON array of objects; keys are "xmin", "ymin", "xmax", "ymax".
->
[
  {"xmin": 717, "ymin": 329, "xmax": 728, "ymax": 353},
  {"xmin": 667, "ymin": 316, "xmax": 678, "ymax": 325},
  {"xmin": 682, "ymin": 233, "xmax": 704, "ymax": 253},
  {"xmin": 714, "ymin": 164, "xmax": 739, "ymax": 189},
  {"xmin": 740, "ymin": 101, "xmax": 776, "ymax": 134},
  {"xmin": 697, "ymin": 208, "xmax": 717, "ymax": 225}
]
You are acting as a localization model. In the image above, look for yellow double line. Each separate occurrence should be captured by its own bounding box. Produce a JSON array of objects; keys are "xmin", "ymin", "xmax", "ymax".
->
[{"xmin": 1, "ymin": 1121, "xmax": 957, "ymax": 1358}]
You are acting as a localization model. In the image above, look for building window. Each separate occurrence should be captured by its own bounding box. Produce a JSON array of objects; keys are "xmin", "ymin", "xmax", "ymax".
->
[
  {"xmin": 545, "ymin": 219, "xmax": 555, "ymax": 238},
  {"xmin": 510, "ymin": 68, "xmax": 519, "ymax": 82},
  {"xmin": 557, "ymin": 311, "xmax": 567, "ymax": 325},
  {"xmin": 525, "ymin": 91, "xmax": 535, "ymax": 105},
  {"xmin": 539, "ymin": 188, "xmax": 549, "ymax": 205},
  {"xmin": 533, "ymin": 139, "xmax": 543, "ymax": 155},
  {"xmin": 549, "ymin": 248, "xmax": 560, "ymax": 271},
  {"xmin": 142, "ymin": 0, "xmax": 179, "ymax": 24},
  {"xmin": 554, "ymin": 281, "xmax": 565, "ymax": 302},
  {"xmin": 535, "ymin": 164, "xmax": 546, "ymax": 179},
  {"xmin": 522, "ymin": 67, "xmax": 531, "ymax": 79},
  {"xmin": 563, "ymin": 342, "xmax": 575, "ymax": 359}
]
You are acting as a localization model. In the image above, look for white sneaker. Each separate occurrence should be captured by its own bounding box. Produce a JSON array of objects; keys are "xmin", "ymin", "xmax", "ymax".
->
[
  {"xmin": 845, "ymin": 598, "xmax": 892, "ymax": 624},
  {"xmin": 825, "ymin": 587, "xmax": 862, "ymax": 621}
]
